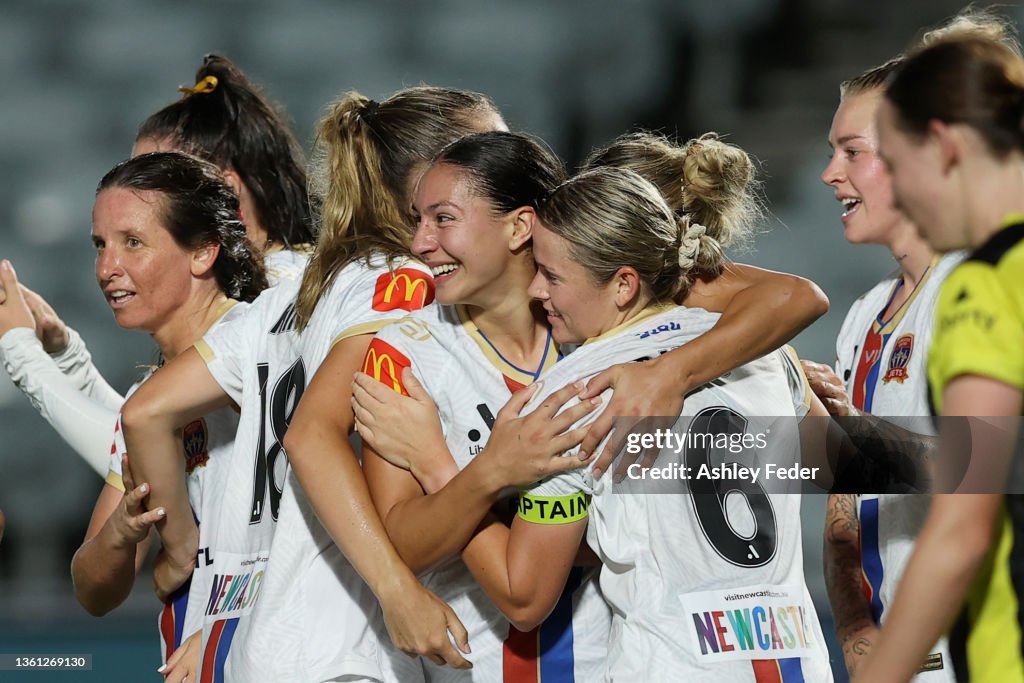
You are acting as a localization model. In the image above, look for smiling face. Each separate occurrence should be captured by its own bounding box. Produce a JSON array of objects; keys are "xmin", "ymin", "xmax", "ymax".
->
[
  {"xmin": 92, "ymin": 187, "xmax": 197, "ymax": 334},
  {"xmin": 821, "ymin": 90, "xmax": 906, "ymax": 245},
  {"xmin": 528, "ymin": 221, "xmax": 621, "ymax": 344},
  {"xmin": 411, "ymin": 163, "xmax": 521, "ymax": 307}
]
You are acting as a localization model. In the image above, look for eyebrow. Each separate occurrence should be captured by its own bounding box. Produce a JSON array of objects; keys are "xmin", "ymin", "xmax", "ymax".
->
[
  {"xmin": 834, "ymin": 134, "xmax": 868, "ymax": 146},
  {"xmin": 426, "ymin": 200, "xmax": 460, "ymax": 213}
]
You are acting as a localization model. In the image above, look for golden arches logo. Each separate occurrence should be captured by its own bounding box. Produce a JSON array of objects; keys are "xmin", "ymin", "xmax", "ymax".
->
[
  {"xmin": 373, "ymin": 269, "xmax": 435, "ymax": 312},
  {"xmin": 362, "ymin": 339, "xmax": 410, "ymax": 395}
]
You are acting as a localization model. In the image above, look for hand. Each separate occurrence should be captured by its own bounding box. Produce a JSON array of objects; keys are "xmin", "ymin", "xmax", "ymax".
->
[
  {"xmin": 801, "ymin": 360, "xmax": 857, "ymax": 417},
  {"xmin": 158, "ymin": 629, "xmax": 201, "ymax": 682},
  {"xmin": 0, "ymin": 260, "xmax": 37, "ymax": 338},
  {"xmin": 109, "ymin": 455, "xmax": 166, "ymax": 548},
  {"xmin": 480, "ymin": 380, "xmax": 599, "ymax": 488},
  {"xmin": 20, "ymin": 283, "xmax": 69, "ymax": 353},
  {"xmin": 379, "ymin": 580, "xmax": 472, "ymax": 669},
  {"xmin": 352, "ymin": 368, "xmax": 448, "ymax": 477},
  {"xmin": 578, "ymin": 358, "xmax": 685, "ymax": 480}
]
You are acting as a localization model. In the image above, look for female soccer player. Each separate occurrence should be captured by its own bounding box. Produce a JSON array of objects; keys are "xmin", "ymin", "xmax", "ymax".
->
[
  {"xmin": 358, "ymin": 149, "xmax": 833, "ymax": 680},
  {"xmin": 0, "ymin": 53, "xmax": 314, "ymax": 477},
  {"xmin": 120, "ymin": 87, "xmax": 516, "ymax": 682},
  {"xmin": 855, "ymin": 32, "xmax": 1024, "ymax": 683},
  {"xmin": 67, "ymin": 152, "xmax": 266, "ymax": 655},
  {"xmin": 808, "ymin": 12, "xmax": 1016, "ymax": 676}
]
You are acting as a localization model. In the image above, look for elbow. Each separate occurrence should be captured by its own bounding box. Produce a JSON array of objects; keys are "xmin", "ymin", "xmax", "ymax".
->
[
  {"xmin": 793, "ymin": 276, "xmax": 830, "ymax": 321},
  {"xmin": 120, "ymin": 391, "xmax": 164, "ymax": 440},
  {"xmin": 508, "ymin": 607, "xmax": 546, "ymax": 633},
  {"xmin": 70, "ymin": 563, "xmax": 119, "ymax": 617}
]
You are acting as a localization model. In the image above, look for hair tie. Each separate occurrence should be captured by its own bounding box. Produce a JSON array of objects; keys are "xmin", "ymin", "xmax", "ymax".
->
[
  {"xmin": 677, "ymin": 219, "xmax": 707, "ymax": 269},
  {"xmin": 178, "ymin": 75, "xmax": 218, "ymax": 97},
  {"xmin": 361, "ymin": 99, "xmax": 380, "ymax": 123}
]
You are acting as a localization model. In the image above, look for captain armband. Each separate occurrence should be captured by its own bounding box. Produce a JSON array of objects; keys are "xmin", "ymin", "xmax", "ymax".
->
[{"xmin": 517, "ymin": 492, "xmax": 590, "ymax": 525}]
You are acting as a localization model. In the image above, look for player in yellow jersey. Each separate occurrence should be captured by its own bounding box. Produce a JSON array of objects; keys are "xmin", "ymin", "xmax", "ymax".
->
[{"xmin": 857, "ymin": 30, "xmax": 1024, "ymax": 683}]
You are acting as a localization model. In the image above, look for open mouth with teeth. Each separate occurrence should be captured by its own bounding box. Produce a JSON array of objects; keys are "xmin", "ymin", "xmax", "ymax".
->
[
  {"xmin": 430, "ymin": 263, "xmax": 460, "ymax": 281},
  {"xmin": 107, "ymin": 290, "xmax": 135, "ymax": 306},
  {"xmin": 840, "ymin": 197, "xmax": 862, "ymax": 219}
]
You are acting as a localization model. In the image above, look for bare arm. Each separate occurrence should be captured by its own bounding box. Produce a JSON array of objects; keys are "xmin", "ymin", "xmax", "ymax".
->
[
  {"xmin": 283, "ymin": 335, "xmax": 470, "ymax": 668},
  {"xmin": 853, "ymin": 377, "xmax": 1022, "ymax": 683},
  {"xmin": 70, "ymin": 465, "xmax": 159, "ymax": 616},
  {"xmin": 824, "ymin": 494, "xmax": 878, "ymax": 675},
  {"xmin": 581, "ymin": 264, "xmax": 828, "ymax": 469},
  {"xmin": 121, "ymin": 348, "xmax": 230, "ymax": 594}
]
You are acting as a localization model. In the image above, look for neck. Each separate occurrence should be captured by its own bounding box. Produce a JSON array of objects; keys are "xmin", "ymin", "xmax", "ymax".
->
[
  {"xmin": 153, "ymin": 286, "xmax": 228, "ymax": 360},
  {"xmin": 465, "ymin": 266, "xmax": 546, "ymax": 359},
  {"xmin": 888, "ymin": 223, "xmax": 936, "ymax": 288},
  {"xmin": 595, "ymin": 295, "xmax": 655, "ymax": 339},
  {"xmin": 965, "ymin": 156, "xmax": 1024, "ymax": 248}
]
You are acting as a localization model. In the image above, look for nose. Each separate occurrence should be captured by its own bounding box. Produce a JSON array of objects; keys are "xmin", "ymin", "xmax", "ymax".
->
[
  {"xmin": 95, "ymin": 246, "xmax": 122, "ymax": 284},
  {"xmin": 528, "ymin": 270, "xmax": 548, "ymax": 302},
  {"xmin": 411, "ymin": 219, "xmax": 438, "ymax": 258},
  {"xmin": 821, "ymin": 153, "xmax": 845, "ymax": 187}
]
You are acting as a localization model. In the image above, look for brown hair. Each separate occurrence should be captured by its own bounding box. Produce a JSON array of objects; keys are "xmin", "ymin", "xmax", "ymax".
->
[
  {"xmin": 583, "ymin": 131, "xmax": 758, "ymax": 279},
  {"xmin": 296, "ymin": 86, "xmax": 499, "ymax": 329},
  {"xmin": 885, "ymin": 34, "xmax": 1024, "ymax": 157}
]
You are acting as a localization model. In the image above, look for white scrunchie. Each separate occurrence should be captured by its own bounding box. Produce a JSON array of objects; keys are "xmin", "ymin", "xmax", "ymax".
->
[{"xmin": 677, "ymin": 221, "xmax": 707, "ymax": 269}]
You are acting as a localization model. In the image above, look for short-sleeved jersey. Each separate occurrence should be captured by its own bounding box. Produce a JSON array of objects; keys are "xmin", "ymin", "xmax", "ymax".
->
[
  {"xmin": 835, "ymin": 253, "xmax": 962, "ymax": 681},
  {"xmin": 928, "ymin": 220, "xmax": 1024, "ymax": 683},
  {"xmin": 106, "ymin": 300, "xmax": 245, "ymax": 663},
  {"xmin": 525, "ymin": 306, "xmax": 832, "ymax": 682},
  {"xmin": 263, "ymin": 245, "xmax": 312, "ymax": 286},
  {"xmin": 190, "ymin": 280, "xmax": 306, "ymax": 683},
  {"xmin": 366, "ymin": 303, "xmax": 610, "ymax": 682},
  {"xmin": 230, "ymin": 256, "xmax": 435, "ymax": 683}
]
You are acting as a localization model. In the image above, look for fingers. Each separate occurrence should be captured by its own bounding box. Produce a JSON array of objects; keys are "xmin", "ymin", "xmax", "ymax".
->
[
  {"xmin": 0, "ymin": 260, "xmax": 20, "ymax": 294},
  {"xmin": 401, "ymin": 366, "xmax": 431, "ymax": 403},
  {"xmin": 497, "ymin": 382, "xmax": 540, "ymax": 420},
  {"xmin": 582, "ymin": 411, "xmax": 615, "ymax": 468},
  {"xmin": 550, "ymin": 395, "xmax": 601, "ymax": 434},
  {"xmin": 121, "ymin": 455, "xmax": 136, "ymax": 493},
  {"xmin": 580, "ymin": 367, "xmax": 616, "ymax": 399},
  {"xmin": 435, "ymin": 639, "xmax": 471, "ymax": 670},
  {"xmin": 123, "ymin": 480, "xmax": 151, "ymax": 514},
  {"xmin": 534, "ymin": 381, "xmax": 585, "ymax": 419},
  {"xmin": 446, "ymin": 607, "xmax": 471, "ymax": 655}
]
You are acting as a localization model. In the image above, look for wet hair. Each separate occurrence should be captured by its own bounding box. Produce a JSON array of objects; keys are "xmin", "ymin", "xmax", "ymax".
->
[
  {"xmin": 296, "ymin": 86, "xmax": 500, "ymax": 329},
  {"xmin": 432, "ymin": 131, "xmax": 566, "ymax": 214},
  {"xmin": 583, "ymin": 131, "xmax": 758, "ymax": 279},
  {"xmin": 538, "ymin": 166, "xmax": 724, "ymax": 304},
  {"xmin": 97, "ymin": 152, "xmax": 267, "ymax": 302},
  {"xmin": 841, "ymin": 7, "xmax": 1019, "ymax": 99},
  {"xmin": 137, "ymin": 54, "xmax": 315, "ymax": 248},
  {"xmin": 885, "ymin": 34, "xmax": 1024, "ymax": 157}
]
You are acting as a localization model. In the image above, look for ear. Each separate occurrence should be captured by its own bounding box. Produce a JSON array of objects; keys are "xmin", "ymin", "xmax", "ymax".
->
[
  {"xmin": 611, "ymin": 266, "xmax": 642, "ymax": 308},
  {"xmin": 928, "ymin": 119, "xmax": 961, "ymax": 176},
  {"xmin": 222, "ymin": 169, "xmax": 244, "ymax": 198},
  {"xmin": 508, "ymin": 206, "xmax": 536, "ymax": 250},
  {"xmin": 190, "ymin": 242, "xmax": 221, "ymax": 278}
]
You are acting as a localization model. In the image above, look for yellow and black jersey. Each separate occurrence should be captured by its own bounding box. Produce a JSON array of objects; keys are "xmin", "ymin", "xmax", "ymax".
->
[{"xmin": 928, "ymin": 217, "xmax": 1024, "ymax": 683}]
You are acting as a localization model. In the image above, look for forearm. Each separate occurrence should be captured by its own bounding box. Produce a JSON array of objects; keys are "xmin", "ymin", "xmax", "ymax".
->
[
  {"xmin": 673, "ymin": 272, "xmax": 828, "ymax": 390},
  {"xmin": 823, "ymin": 495, "xmax": 877, "ymax": 673},
  {"xmin": 71, "ymin": 525, "xmax": 149, "ymax": 616},
  {"xmin": 50, "ymin": 327, "xmax": 124, "ymax": 409},
  {"xmin": 382, "ymin": 456, "xmax": 505, "ymax": 574},
  {"xmin": 0, "ymin": 328, "xmax": 120, "ymax": 476},
  {"xmin": 831, "ymin": 414, "xmax": 935, "ymax": 493}
]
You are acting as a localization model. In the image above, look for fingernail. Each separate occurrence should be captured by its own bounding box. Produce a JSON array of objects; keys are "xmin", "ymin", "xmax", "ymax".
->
[
  {"xmin": 590, "ymin": 397, "xmax": 601, "ymax": 406},
  {"xmin": 139, "ymin": 484, "xmax": 148, "ymax": 494},
  {"xmin": 155, "ymin": 508, "xmax": 166, "ymax": 517},
  {"xmin": 593, "ymin": 467, "xmax": 603, "ymax": 478},
  {"xmin": 157, "ymin": 664, "xmax": 167, "ymax": 673},
  {"xmin": 577, "ymin": 450, "xmax": 588, "ymax": 461}
]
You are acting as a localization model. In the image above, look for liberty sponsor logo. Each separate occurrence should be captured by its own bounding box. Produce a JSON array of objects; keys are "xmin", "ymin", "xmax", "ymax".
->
[
  {"xmin": 362, "ymin": 338, "xmax": 412, "ymax": 396},
  {"xmin": 681, "ymin": 585, "xmax": 816, "ymax": 662},
  {"xmin": 373, "ymin": 268, "xmax": 434, "ymax": 313},
  {"xmin": 883, "ymin": 334, "xmax": 913, "ymax": 384},
  {"xmin": 205, "ymin": 552, "xmax": 269, "ymax": 618},
  {"xmin": 183, "ymin": 419, "xmax": 209, "ymax": 472}
]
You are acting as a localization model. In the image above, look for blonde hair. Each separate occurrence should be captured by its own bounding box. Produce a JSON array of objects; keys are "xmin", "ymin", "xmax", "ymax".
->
[
  {"xmin": 538, "ymin": 167, "xmax": 724, "ymax": 303},
  {"xmin": 841, "ymin": 6, "xmax": 1020, "ymax": 99},
  {"xmin": 582, "ymin": 131, "xmax": 758, "ymax": 279},
  {"xmin": 296, "ymin": 87, "xmax": 497, "ymax": 329}
]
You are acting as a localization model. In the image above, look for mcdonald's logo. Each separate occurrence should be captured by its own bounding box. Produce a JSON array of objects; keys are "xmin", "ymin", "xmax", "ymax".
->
[
  {"xmin": 373, "ymin": 268, "xmax": 435, "ymax": 312},
  {"xmin": 362, "ymin": 338, "xmax": 412, "ymax": 395}
]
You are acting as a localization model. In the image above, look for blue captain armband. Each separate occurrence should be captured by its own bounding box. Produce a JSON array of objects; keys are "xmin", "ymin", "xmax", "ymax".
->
[{"xmin": 517, "ymin": 492, "xmax": 590, "ymax": 525}]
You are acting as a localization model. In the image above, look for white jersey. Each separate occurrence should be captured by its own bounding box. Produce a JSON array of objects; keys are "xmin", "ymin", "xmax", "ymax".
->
[
  {"xmin": 526, "ymin": 305, "xmax": 832, "ymax": 682},
  {"xmin": 368, "ymin": 303, "xmax": 610, "ymax": 682},
  {"xmin": 233, "ymin": 255, "xmax": 434, "ymax": 683},
  {"xmin": 263, "ymin": 244, "xmax": 312, "ymax": 285},
  {"xmin": 107, "ymin": 300, "xmax": 246, "ymax": 664},
  {"xmin": 835, "ymin": 253, "xmax": 962, "ymax": 682}
]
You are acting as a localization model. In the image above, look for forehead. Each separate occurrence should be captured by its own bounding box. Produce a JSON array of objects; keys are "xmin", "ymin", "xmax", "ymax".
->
[
  {"xmin": 831, "ymin": 90, "xmax": 883, "ymax": 140},
  {"xmin": 93, "ymin": 187, "xmax": 165, "ymax": 228},
  {"xmin": 415, "ymin": 163, "xmax": 474, "ymax": 207}
]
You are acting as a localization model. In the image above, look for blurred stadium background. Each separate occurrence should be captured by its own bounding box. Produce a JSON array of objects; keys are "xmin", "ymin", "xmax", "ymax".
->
[{"xmin": 0, "ymin": 0, "xmax": 1014, "ymax": 680}]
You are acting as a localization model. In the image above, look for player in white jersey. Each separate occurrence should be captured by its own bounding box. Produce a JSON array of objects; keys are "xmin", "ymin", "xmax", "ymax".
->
[
  {"xmin": 124, "ymin": 87, "xmax": 509, "ymax": 682},
  {"xmin": 66, "ymin": 153, "xmax": 268, "ymax": 670},
  {"xmin": 805, "ymin": 16, "xmax": 1005, "ymax": 675},
  {"xmin": 0, "ymin": 53, "xmax": 314, "ymax": 479}
]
